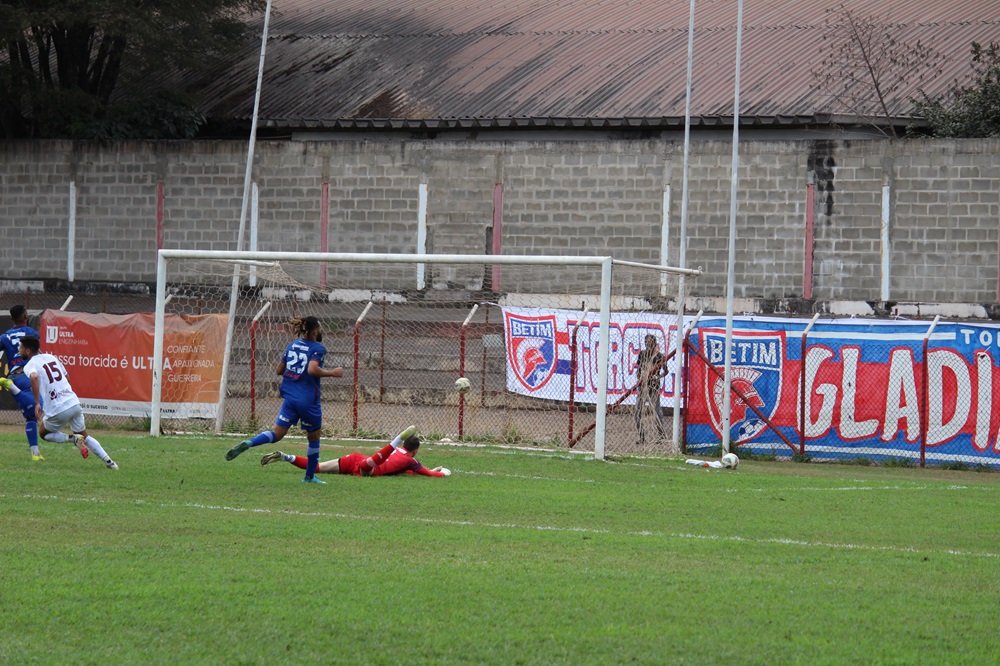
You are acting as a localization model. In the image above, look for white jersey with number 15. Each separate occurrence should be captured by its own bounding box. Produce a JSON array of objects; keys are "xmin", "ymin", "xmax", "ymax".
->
[{"xmin": 24, "ymin": 352, "xmax": 80, "ymax": 417}]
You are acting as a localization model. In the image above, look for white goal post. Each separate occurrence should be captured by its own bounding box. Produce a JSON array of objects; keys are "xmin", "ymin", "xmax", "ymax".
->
[{"xmin": 151, "ymin": 249, "xmax": 698, "ymax": 460}]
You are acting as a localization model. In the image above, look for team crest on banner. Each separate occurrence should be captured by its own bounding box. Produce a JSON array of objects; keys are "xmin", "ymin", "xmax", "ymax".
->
[
  {"xmin": 702, "ymin": 329, "xmax": 784, "ymax": 442},
  {"xmin": 505, "ymin": 312, "xmax": 558, "ymax": 391}
]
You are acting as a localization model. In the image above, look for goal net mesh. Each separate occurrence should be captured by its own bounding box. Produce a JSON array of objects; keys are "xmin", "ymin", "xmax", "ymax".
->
[{"xmin": 156, "ymin": 254, "xmax": 690, "ymax": 457}]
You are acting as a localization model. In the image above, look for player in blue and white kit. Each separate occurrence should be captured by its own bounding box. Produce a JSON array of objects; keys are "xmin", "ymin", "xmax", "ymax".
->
[
  {"xmin": 225, "ymin": 316, "xmax": 343, "ymax": 483},
  {"xmin": 0, "ymin": 305, "xmax": 44, "ymax": 459}
]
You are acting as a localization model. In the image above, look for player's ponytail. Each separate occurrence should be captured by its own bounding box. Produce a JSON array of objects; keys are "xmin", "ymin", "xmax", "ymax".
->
[{"xmin": 289, "ymin": 316, "xmax": 321, "ymax": 339}]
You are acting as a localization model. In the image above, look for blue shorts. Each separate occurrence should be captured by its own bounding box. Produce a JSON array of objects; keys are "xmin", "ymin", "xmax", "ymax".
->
[
  {"xmin": 9, "ymin": 374, "xmax": 36, "ymax": 421},
  {"xmin": 275, "ymin": 399, "xmax": 323, "ymax": 433}
]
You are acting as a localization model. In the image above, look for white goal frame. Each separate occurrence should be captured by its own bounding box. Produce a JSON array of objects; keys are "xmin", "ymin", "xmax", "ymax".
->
[{"xmin": 151, "ymin": 249, "xmax": 699, "ymax": 460}]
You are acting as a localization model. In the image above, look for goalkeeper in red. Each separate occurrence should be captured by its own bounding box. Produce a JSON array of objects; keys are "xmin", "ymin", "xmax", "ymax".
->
[{"xmin": 260, "ymin": 425, "xmax": 451, "ymax": 478}]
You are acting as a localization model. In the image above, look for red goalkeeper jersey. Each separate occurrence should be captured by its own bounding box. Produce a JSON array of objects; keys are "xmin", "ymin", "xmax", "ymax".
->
[
  {"xmin": 339, "ymin": 449, "xmax": 446, "ymax": 477},
  {"xmin": 370, "ymin": 449, "xmax": 446, "ymax": 477}
]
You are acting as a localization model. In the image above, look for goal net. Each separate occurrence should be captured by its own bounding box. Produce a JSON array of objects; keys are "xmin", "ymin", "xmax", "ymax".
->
[{"xmin": 151, "ymin": 250, "xmax": 696, "ymax": 459}]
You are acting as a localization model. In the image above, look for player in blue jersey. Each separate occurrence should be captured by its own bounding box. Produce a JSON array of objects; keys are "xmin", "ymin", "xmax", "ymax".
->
[
  {"xmin": 0, "ymin": 305, "xmax": 45, "ymax": 459},
  {"xmin": 225, "ymin": 315, "xmax": 343, "ymax": 483}
]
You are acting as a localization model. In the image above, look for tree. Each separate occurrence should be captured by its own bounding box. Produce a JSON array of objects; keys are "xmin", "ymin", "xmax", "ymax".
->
[
  {"xmin": 913, "ymin": 42, "xmax": 1000, "ymax": 138},
  {"xmin": 811, "ymin": 6, "xmax": 944, "ymax": 138},
  {"xmin": 0, "ymin": 0, "xmax": 264, "ymax": 139}
]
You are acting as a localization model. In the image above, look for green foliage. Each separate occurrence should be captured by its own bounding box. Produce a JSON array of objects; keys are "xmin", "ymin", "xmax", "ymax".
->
[
  {"xmin": 791, "ymin": 451, "xmax": 812, "ymax": 463},
  {"xmin": 741, "ymin": 447, "xmax": 778, "ymax": 462},
  {"xmin": 459, "ymin": 424, "xmax": 562, "ymax": 448},
  {"xmin": 224, "ymin": 418, "xmax": 248, "ymax": 434},
  {"xmin": 913, "ymin": 42, "xmax": 1000, "ymax": 137},
  {"xmin": 83, "ymin": 92, "xmax": 208, "ymax": 140},
  {"xmin": 3, "ymin": 434, "xmax": 1000, "ymax": 664},
  {"xmin": 882, "ymin": 456, "xmax": 917, "ymax": 468},
  {"xmin": 0, "ymin": 0, "xmax": 264, "ymax": 138},
  {"xmin": 117, "ymin": 415, "xmax": 153, "ymax": 432}
]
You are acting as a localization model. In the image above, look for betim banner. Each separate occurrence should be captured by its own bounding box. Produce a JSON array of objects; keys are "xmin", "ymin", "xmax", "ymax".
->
[
  {"xmin": 502, "ymin": 306, "xmax": 684, "ymax": 407},
  {"xmin": 685, "ymin": 316, "xmax": 1000, "ymax": 465},
  {"xmin": 39, "ymin": 310, "xmax": 227, "ymax": 419}
]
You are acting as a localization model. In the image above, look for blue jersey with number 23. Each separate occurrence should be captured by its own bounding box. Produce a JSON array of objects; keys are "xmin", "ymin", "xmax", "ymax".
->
[{"xmin": 279, "ymin": 339, "xmax": 327, "ymax": 404}]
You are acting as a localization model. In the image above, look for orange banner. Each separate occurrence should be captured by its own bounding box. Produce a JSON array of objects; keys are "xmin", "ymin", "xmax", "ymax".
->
[{"xmin": 39, "ymin": 310, "xmax": 228, "ymax": 418}]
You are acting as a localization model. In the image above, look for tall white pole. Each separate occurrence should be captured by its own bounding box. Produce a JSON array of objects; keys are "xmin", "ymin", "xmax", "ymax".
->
[
  {"xmin": 880, "ymin": 178, "xmax": 891, "ymax": 301},
  {"xmin": 672, "ymin": 0, "xmax": 697, "ymax": 447},
  {"xmin": 660, "ymin": 184, "xmax": 671, "ymax": 297},
  {"xmin": 594, "ymin": 257, "xmax": 613, "ymax": 460},
  {"xmin": 151, "ymin": 251, "xmax": 167, "ymax": 435},
  {"xmin": 721, "ymin": 0, "xmax": 745, "ymax": 454},
  {"xmin": 217, "ymin": 0, "xmax": 273, "ymax": 431},
  {"xmin": 67, "ymin": 181, "xmax": 76, "ymax": 282},
  {"xmin": 417, "ymin": 182, "xmax": 428, "ymax": 289},
  {"xmin": 249, "ymin": 181, "xmax": 259, "ymax": 286}
]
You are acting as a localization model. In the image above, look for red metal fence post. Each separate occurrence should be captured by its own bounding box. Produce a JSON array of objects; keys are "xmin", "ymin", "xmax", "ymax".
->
[
  {"xmin": 799, "ymin": 313, "xmax": 820, "ymax": 456},
  {"xmin": 919, "ymin": 317, "xmax": 940, "ymax": 468},
  {"xmin": 353, "ymin": 302, "xmax": 374, "ymax": 433},
  {"xmin": 458, "ymin": 304, "xmax": 479, "ymax": 440},
  {"xmin": 250, "ymin": 319, "xmax": 258, "ymax": 422},
  {"xmin": 568, "ymin": 307, "xmax": 589, "ymax": 446}
]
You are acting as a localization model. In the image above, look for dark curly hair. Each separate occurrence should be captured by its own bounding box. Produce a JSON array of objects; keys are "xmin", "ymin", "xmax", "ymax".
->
[{"xmin": 289, "ymin": 316, "xmax": 321, "ymax": 338}]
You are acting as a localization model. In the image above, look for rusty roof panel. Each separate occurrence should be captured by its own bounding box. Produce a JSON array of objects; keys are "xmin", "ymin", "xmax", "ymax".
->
[{"xmin": 186, "ymin": 0, "xmax": 1000, "ymax": 128}]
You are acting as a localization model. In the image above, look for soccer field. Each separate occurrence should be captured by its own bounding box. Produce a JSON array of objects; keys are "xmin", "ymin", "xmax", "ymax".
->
[{"xmin": 2, "ymin": 433, "xmax": 999, "ymax": 665}]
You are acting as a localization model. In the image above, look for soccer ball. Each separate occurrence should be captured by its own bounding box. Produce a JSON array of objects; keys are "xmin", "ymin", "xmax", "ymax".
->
[
  {"xmin": 454, "ymin": 377, "xmax": 471, "ymax": 394},
  {"xmin": 721, "ymin": 452, "xmax": 740, "ymax": 469}
]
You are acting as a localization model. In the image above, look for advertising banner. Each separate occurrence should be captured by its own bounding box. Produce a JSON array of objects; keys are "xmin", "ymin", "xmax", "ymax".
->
[
  {"xmin": 39, "ymin": 310, "xmax": 227, "ymax": 419},
  {"xmin": 685, "ymin": 316, "xmax": 1000, "ymax": 465},
  {"xmin": 502, "ymin": 306, "xmax": 686, "ymax": 407}
]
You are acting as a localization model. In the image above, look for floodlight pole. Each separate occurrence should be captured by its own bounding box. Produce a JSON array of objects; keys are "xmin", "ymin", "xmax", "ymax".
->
[
  {"xmin": 672, "ymin": 0, "xmax": 697, "ymax": 447},
  {"xmin": 721, "ymin": 0, "xmax": 745, "ymax": 454},
  {"xmin": 217, "ymin": 0, "xmax": 274, "ymax": 431}
]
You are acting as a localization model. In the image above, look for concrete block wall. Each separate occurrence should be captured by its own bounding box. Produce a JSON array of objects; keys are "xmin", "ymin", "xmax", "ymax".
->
[
  {"xmin": 0, "ymin": 137, "xmax": 998, "ymax": 311},
  {"xmin": 502, "ymin": 143, "xmax": 667, "ymax": 293},
  {"xmin": 892, "ymin": 142, "xmax": 1000, "ymax": 304}
]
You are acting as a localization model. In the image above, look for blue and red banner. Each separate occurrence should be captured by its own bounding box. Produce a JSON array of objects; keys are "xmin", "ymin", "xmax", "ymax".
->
[{"xmin": 685, "ymin": 317, "xmax": 1000, "ymax": 465}]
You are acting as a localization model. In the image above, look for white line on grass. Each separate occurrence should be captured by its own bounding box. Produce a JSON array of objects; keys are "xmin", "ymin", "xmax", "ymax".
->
[
  {"xmin": 5, "ymin": 492, "xmax": 998, "ymax": 560},
  {"xmin": 455, "ymin": 469, "xmax": 1000, "ymax": 494}
]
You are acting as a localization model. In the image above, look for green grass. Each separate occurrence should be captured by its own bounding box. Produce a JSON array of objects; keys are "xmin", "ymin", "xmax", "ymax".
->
[{"xmin": 2, "ymin": 433, "xmax": 1000, "ymax": 665}]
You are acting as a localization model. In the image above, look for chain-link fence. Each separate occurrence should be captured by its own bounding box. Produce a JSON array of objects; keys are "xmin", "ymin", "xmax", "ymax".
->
[
  {"xmin": 3, "ymin": 254, "xmax": 692, "ymax": 459},
  {"xmin": 6, "ymin": 285, "xmax": 998, "ymax": 469}
]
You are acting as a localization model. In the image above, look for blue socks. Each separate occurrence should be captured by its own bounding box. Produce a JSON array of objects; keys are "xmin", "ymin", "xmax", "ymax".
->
[
  {"xmin": 304, "ymin": 440, "xmax": 321, "ymax": 479},
  {"xmin": 250, "ymin": 431, "xmax": 277, "ymax": 448},
  {"xmin": 25, "ymin": 420, "xmax": 38, "ymax": 448}
]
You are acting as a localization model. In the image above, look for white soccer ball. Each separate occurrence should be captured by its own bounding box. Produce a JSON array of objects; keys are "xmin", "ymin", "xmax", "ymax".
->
[
  {"xmin": 454, "ymin": 377, "xmax": 471, "ymax": 394},
  {"xmin": 721, "ymin": 452, "xmax": 740, "ymax": 469}
]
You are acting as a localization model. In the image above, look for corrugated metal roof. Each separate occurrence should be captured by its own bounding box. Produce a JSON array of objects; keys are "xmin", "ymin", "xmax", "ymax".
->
[{"xmin": 186, "ymin": 0, "xmax": 1000, "ymax": 129}]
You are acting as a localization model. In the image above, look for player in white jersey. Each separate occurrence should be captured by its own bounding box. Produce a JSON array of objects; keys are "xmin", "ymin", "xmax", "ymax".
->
[{"xmin": 19, "ymin": 335, "xmax": 118, "ymax": 471}]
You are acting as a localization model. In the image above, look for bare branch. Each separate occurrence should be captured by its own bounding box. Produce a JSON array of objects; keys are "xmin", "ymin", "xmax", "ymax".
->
[{"xmin": 811, "ymin": 6, "xmax": 945, "ymax": 137}]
